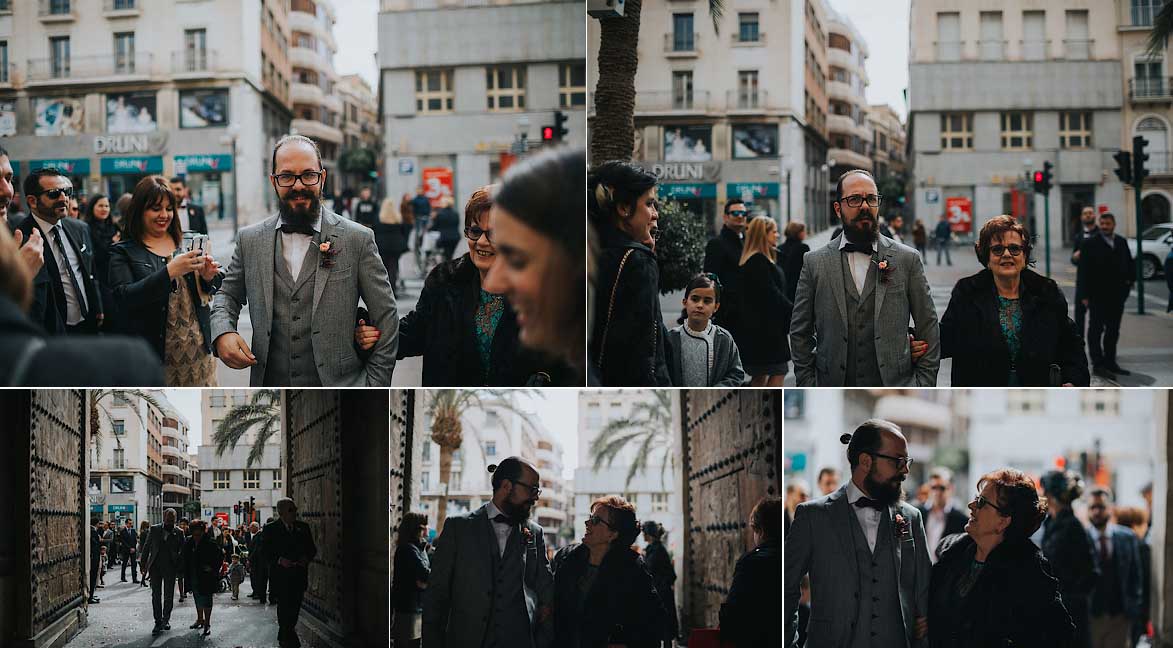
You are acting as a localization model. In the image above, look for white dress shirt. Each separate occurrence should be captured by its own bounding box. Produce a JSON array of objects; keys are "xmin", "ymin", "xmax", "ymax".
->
[
  {"xmin": 847, "ymin": 479, "xmax": 883, "ymax": 553},
  {"xmin": 34, "ymin": 214, "xmax": 89, "ymax": 325},
  {"xmin": 1089, "ymin": 524, "xmax": 1112, "ymax": 559},
  {"xmin": 925, "ymin": 505, "xmax": 953, "ymax": 564},
  {"xmin": 177, "ymin": 202, "xmax": 191, "ymax": 232},
  {"xmin": 275, "ymin": 214, "xmax": 322, "ymax": 280},
  {"xmin": 484, "ymin": 500, "xmax": 515, "ymax": 558},
  {"xmin": 838, "ymin": 236, "xmax": 877, "ymax": 295}
]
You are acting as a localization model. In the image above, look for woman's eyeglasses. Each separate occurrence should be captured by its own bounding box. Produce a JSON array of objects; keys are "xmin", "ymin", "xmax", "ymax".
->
[
  {"xmin": 585, "ymin": 514, "xmax": 614, "ymax": 530},
  {"xmin": 973, "ymin": 494, "xmax": 1008, "ymax": 515},
  {"xmin": 464, "ymin": 225, "xmax": 493, "ymax": 243},
  {"xmin": 990, "ymin": 244, "xmax": 1024, "ymax": 257},
  {"xmin": 272, "ymin": 171, "xmax": 324, "ymax": 187}
]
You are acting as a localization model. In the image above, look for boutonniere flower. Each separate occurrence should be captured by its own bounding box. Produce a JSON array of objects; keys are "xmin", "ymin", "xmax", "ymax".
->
[
  {"xmin": 874, "ymin": 257, "xmax": 894, "ymax": 284},
  {"xmin": 319, "ymin": 240, "xmax": 340, "ymax": 268},
  {"xmin": 894, "ymin": 513, "xmax": 912, "ymax": 541},
  {"xmin": 520, "ymin": 525, "xmax": 534, "ymax": 545}
]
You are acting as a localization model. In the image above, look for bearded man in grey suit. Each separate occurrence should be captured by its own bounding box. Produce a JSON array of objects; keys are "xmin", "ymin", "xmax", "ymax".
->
[
  {"xmin": 211, "ymin": 135, "xmax": 398, "ymax": 386},
  {"xmin": 786, "ymin": 420, "xmax": 932, "ymax": 648},
  {"xmin": 423, "ymin": 456, "xmax": 554, "ymax": 648},
  {"xmin": 790, "ymin": 170, "xmax": 939, "ymax": 386}
]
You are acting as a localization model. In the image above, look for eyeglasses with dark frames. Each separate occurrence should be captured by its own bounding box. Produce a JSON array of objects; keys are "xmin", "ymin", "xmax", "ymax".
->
[
  {"xmin": 990, "ymin": 244, "xmax": 1025, "ymax": 257},
  {"xmin": 973, "ymin": 494, "xmax": 1008, "ymax": 516},
  {"xmin": 837, "ymin": 194, "xmax": 882, "ymax": 209},
  {"xmin": 866, "ymin": 451, "xmax": 913, "ymax": 470},
  {"xmin": 464, "ymin": 225, "xmax": 493, "ymax": 243},
  {"xmin": 510, "ymin": 479, "xmax": 541, "ymax": 497},
  {"xmin": 585, "ymin": 514, "xmax": 614, "ymax": 530},
  {"xmin": 272, "ymin": 171, "xmax": 324, "ymax": 187},
  {"xmin": 36, "ymin": 187, "xmax": 75, "ymax": 200}
]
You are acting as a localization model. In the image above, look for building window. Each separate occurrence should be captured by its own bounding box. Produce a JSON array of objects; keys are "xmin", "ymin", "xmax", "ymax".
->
[
  {"xmin": 113, "ymin": 420, "xmax": 125, "ymax": 435},
  {"xmin": 242, "ymin": 470, "xmax": 260, "ymax": 489},
  {"xmin": 1060, "ymin": 111, "xmax": 1092, "ymax": 149},
  {"xmin": 272, "ymin": 470, "xmax": 281, "ymax": 490},
  {"xmin": 652, "ymin": 493, "xmax": 668, "ymax": 513},
  {"xmin": 1065, "ymin": 10, "xmax": 1090, "ymax": 60},
  {"xmin": 213, "ymin": 470, "xmax": 230, "ymax": 489},
  {"xmin": 0, "ymin": 42, "xmax": 7, "ymax": 83},
  {"xmin": 486, "ymin": 65, "xmax": 525, "ymax": 111},
  {"xmin": 485, "ymin": 441, "xmax": 496, "ymax": 457},
  {"xmin": 738, "ymin": 13, "xmax": 759, "ymax": 43},
  {"xmin": 184, "ymin": 29, "xmax": 207, "ymax": 72},
  {"xmin": 113, "ymin": 0, "xmax": 135, "ymax": 10},
  {"xmin": 1022, "ymin": 11, "xmax": 1046, "ymax": 61},
  {"xmin": 1134, "ymin": 58, "xmax": 1165, "ymax": 97},
  {"xmin": 559, "ymin": 63, "xmax": 585, "ymax": 108},
  {"xmin": 936, "ymin": 12, "xmax": 961, "ymax": 61},
  {"xmin": 415, "ymin": 69, "xmax": 453, "ymax": 114},
  {"xmin": 672, "ymin": 13, "xmax": 694, "ymax": 51},
  {"xmin": 1133, "ymin": 0, "xmax": 1163, "ymax": 26},
  {"xmin": 49, "ymin": 0, "xmax": 69, "ymax": 14},
  {"xmin": 1080, "ymin": 390, "xmax": 1120, "ymax": 416},
  {"xmin": 737, "ymin": 70, "xmax": 760, "ymax": 108},
  {"xmin": 114, "ymin": 32, "xmax": 135, "ymax": 74},
  {"xmin": 1000, "ymin": 111, "xmax": 1033, "ymax": 150},
  {"xmin": 1007, "ymin": 391, "xmax": 1045, "ymax": 414},
  {"xmin": 113, "ymin": 449, "xmax": 125, "ymax": 469},
  {"xmin": 49, "ymin": 36, "xmax": 70, "ymax": 78},
  {"xmin": 421, "ymin": 472, "xmax": 430, "ymax": 490},
  {"xmin": 940, "ymin": 112, "xmax": 973, "ymax": 150},
  {"xmin": 978, "ymin": 11, "xmax": 1004, "ymax": 61},
  {"xmin": 449, "ymin": 470, "xmax": 461, "ymax": 487},
  {"xmin": 672, "ymin": 70, "xmax": 693, "ymax": 109},
  {"xmin": 209, "ymin": 394, "xmax": 225, "ymax": 408},
  {"xmin": 422, "ymin": 442, "xmax": 432, "ymax": 461}
]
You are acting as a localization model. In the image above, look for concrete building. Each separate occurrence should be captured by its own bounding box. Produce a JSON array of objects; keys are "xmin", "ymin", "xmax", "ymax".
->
[
  {"xmin": 825, "ymin": 8, "xmax": 873, "ymax": 197},
  {"xmin": 574, "ymin": 391, "xmax": 681, "ymax": 553},
  {"xmin": 290, "ymin": 0, "xmax": 346, "ymax": 198},
  {"xmin": 197, "ymin": 389, "xmax": 283, "ymax": 525},
  {"xmin": 157, "ymin": 395, "xmax": 193, "ymax": 514},
  {"xmin": 188, "ymin": 452, "xmax": 201, "ymax": 510},
  {"xmin": 338, "ymin": 73, "xmax": 381, "ymax": 194},
  {"xmin": 379, "ymin": 0, "xmax": 585, "ymax": 211},
  {"xmin": 414, "ymin": 395, "xmax": 571, "ymax": 547},
  {"xmin": 1115, "ymin": 0, "xmax": 1173, "ymax": 240},
  {"xmin": 869, "ymin": 104, "xmax": 908, "ymax": 186},
  {"xmin": 0, "ymin": 0, "xmax": 294, "ymax": 229},
  {"xmin": 908, "ymin": 1, "xmax": 1128, "ymax": 241},
  {"xmin": 591, "ymin": 0, "xmax": 832, "ymax": 231}
]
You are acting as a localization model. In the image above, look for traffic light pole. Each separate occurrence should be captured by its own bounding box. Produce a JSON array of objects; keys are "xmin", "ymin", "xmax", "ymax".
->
[
  {"xmin": 1134, "ymin": 181, "xmax": 1146, "ymax": 315},
  {"xmin": 1043, "ymin": 191, "xmax": 1051, "ymax": 277}
]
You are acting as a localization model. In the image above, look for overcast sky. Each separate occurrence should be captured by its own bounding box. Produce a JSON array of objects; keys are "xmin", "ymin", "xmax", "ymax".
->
[
  {"xmin": 827, "ymin": 0, "xmax": 911, "ymax": 121},
  {"xmin": 332, "ymin": 1, "xmax": 380, "ymax": 89}
]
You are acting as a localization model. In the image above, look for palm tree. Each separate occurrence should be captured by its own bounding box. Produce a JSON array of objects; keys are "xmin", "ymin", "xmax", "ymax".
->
[
  {"xmin": 589, "ymin": 390, "xmax": 674, "ymax": 489},
  {"xmin": 89, "ymin": 389, "xmax": 165, "ymax": 456},
  {"xmin": 590, "ymin": 0, "xmax": 723, "ymax": 164},
  {"xmin": 426, "ymin": 389, "xmax": 542, "ymax": 533},
  {"xmin": 1146, "ymin": 2, "xmax": 1173, "ymax": 57},
  {"xmin": 212, "ymin": 390, "xmax": 280, "ymax": 469}
]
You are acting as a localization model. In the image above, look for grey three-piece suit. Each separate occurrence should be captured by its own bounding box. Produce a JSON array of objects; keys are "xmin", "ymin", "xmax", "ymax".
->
[
  {"xmin": 210, "ymin": 208, "xmax": 398, "ymax": 386},
  {"xmin": 785, "ymin": 484, "xmax": 932, "ymax": 648},
  {"xmin": 789, "ymin": 234, "xmax": 940, "ymax": 386}
]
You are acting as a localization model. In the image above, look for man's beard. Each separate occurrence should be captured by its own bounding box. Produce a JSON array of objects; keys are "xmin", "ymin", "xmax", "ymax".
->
[
  {"xmin": 842, "ymin": 210, "xmax": 878, "ymax": 245},
  {"xmin": 278, "ymin": 189, "xmax": 321, "ymax": 227},
  {"xmin": 864, "ymin": 466, "xmax": 904, "ymax": 506},
  {"xmin": 500, "ymin": 497, "xmax": 534, "ymax": 522}
]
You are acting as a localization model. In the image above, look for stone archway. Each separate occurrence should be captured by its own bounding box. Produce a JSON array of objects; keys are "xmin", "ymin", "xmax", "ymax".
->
[{"xmin": 1142, "ymin": 192, "xmax": 1172, "ymax": 231}]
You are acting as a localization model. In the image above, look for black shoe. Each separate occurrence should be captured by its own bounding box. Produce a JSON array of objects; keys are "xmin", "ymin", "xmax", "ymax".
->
[
  {"xmin": 258, "ymin": 598, "xmax": 267, "ymax": 604},
  {"xmin": 190, "ymin": 622, "xmax": 203, "ymax": 629},
  {"xmin": 152, "ymin": 624, "xmax": 163, "ymax": 636},
  {"xmin": 121, "ymin": 579, "xmax": 127, "ymax": 583},
  {"xmin": 88, "ymin": 597, "xmax": 100, "ymax": 604},
  {"xmin": 1093, "ymin": 365, "xmax": 1117, "ymax": 380},
  {"xmin": 164, "ymin": 623, "xmax": 171, "ymax": 631},
  {"xmin": 1107, "ymin": 363, "xmax": 1132, "ymax": 376},
  {"xmin": 202, "ymin": 626, "xmax": 211, "ymax": 637}
]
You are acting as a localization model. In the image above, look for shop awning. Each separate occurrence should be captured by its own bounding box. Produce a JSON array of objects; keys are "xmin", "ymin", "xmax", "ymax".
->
[
  {"xmin": 30, "ymin": 158, "xmax": 90, "ymax": 174},
  {"xmin": 727, "ymin": 182, "xmax": 779, "ymax": 200},
  {"xmin": 174, "ymin": 154, "xmax": 233, "ymax": 173},
  {"xmin": 100, "ymin": 156, "xmax": 163, "ymax": 175},
  {"xmin": 659, "ymin": 183, "xmax": 717, "ymax": 199}
]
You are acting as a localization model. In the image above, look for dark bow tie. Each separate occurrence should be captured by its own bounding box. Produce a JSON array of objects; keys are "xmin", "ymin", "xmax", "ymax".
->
[
  {"xmin": 492, "ymin": 513, "xmax": 517, "ymax": 526},
  {"xmin": 854, "ymin": 497, "xmax": 886, "ymax": 511},
  {"xmin": 842, "ymin": 242, "xmax": 872, "ymax": 254},
  {"xmin": 279, "ymin": 222, "xmax": 315, "ymax": 236}
]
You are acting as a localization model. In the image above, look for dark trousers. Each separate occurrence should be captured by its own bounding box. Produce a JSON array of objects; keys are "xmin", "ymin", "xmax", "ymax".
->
[
  {"xmin": 253, "ymin": 565, "xmax": 270, "ymax": 602},
  {"xmin": 382, "ymin": 253, "xmax": 401, "ymax": 293},
  {"xmin": 121, "ymin": 550, "xmax": 137, "ymax": 581},
  {"xmin": 935, "ymin": 239, "xmax": 952, "ymax": 265},
  {"xmin": 151, "ymin": 572, "xmax": 176, "ymax": 624},
  {"xmin": 1075, "ymin": 298, "xmax": 1088, "ymax": 337},
  {"xmin": 88, "ymin": 561, "xmax": 100, "ymax": 598},
  {"xmin": 276, "ymin": 587, "xmax": 306, "ymax": 646},
  {"xmin": 1088, "ymin": 295, "xmax": 1126, "ymax": 366}
]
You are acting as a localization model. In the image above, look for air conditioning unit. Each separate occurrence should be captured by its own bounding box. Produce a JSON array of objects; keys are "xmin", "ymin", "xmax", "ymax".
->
[{"xmin": 588, "ymin": 0, "xmax": 624, "ymax": 19}]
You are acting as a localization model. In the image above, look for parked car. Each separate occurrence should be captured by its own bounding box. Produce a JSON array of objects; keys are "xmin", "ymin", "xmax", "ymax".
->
[{"xmin": 1126, "ymin": 222, "xmax": 1173, "ymax": 280}]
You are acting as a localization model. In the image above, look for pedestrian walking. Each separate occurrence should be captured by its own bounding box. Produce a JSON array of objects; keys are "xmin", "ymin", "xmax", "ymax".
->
[
  {"xmin": 724, "ymin": 496, "xmax": 781, "ymax": 648},
  {"xmin": 664, "ymin": 273, "xmax": 746, "ymax": 387},
  {"xmin": 777, "ymin": 221, "xmax": 809, "ymax": 305},
  {"xmin": 140, "ymin": 508, "xmax": 183, "ymax": 636},
  {"xmin": 120, "ymin": 517, "xmax": 139, "ymax": 583},
  {"xmin": 1077, "ymin": 212, "xmax": 1134, "ymax": 380},
  {"xmin": 351, "ymin": 186, "xmax": 378, "ymax": 228},
  {"xmin": 702, "ymin": 199, "xmax": 747, "ymax": 337},
  {"xmin": 182, "ymin": 520, "xmax": 223, "ymax": 636},
  {"xmin": 138, "ymin": 520, "xmax": 151, "ymax": 588},
  {"xmin": 248, "ymin": 522, "xmax": 271, "ymax": 604},
  {"xmin": 410, "ymin": 187, "xmax": 432, "ymax": 251},
  {"xmin": 431, "ymin": 196, "xmax": 461, "ymax": 261},
  {"xmin": 1086, "ymin": 488, "xmax": 1144, "ymax": 648},
  {"xmin": 1071, "ymin": 206, "xmax": 1099, "ymax": 335},
  {"xmin": 935, "ymin": 213, "xmax": 953, "ymax": 265},
  {"xmin": 641, "ymin": 521, "xmax": 679, "ymax": 648},
  {"xmin": 228, "ymin": 554, "xmax": 247, "ymax": 601},
  {"xmin": 373, "ymin": 196, "xmax": 411, "ymax": 296},
  {"xmin": 737, "ymin": 216, "xmax": 791, "ymax": 386},
  {"xmin": 940, "ymin": 215, "xmax": 1089, "ymax": 386},
  {"xmin": 912, "ymin": 219, "xmax": 928, "ymax": 259},
  {"xmin": 391, "ymin": 512, "xmax": 431, "ymax": 648},
  {"xmin": 1039, "ymin": 471, "xmax": 1098, "ymax": 648},
  {"xmin": 88, "ymin": 518, "xmax": 102, "ymax": 604},
  {"xmin": 265, "ymin": 498, "xmax": 318, "ymax": 648}
]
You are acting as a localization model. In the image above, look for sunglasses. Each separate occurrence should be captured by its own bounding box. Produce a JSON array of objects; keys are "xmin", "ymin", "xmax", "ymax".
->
[
  {"xmin": 990, "ymin": 244, "xmax": 1025, "ymax": 257},
  {"xmin": 36, "ymin": 187, "xmax": 75, "ymax": 200},
  {"xmin": 464, "ymin": 225, "xmax": 493, "ymax": 243},
  {"xmin": 727, "ymin": 210, "xmax": 748, "ymax": 218},
  {"xmin": 585, "ymin": 514, "xmax": 614, "ymax": 530},
  {"xmin": 973, "ymin": 494, "xmax": 1008, "ymax": 515}
]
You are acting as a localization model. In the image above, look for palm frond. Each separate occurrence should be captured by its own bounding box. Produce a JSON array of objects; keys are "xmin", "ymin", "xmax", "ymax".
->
[
  {"xmin": 1146, "ymin": 2, "xmax": 1173, "ymax": 58},
  {"xmin": 708, "ymin": 0, "xmax": 724, "ymax": 34}
]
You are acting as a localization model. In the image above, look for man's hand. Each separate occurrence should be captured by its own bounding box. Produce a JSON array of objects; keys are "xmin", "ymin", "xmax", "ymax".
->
[
  {"xmin": 14, "ymin": 227, "xmax": 44, "ymax": 275},
  {"xmin": 1073, "ymin": 250, "xmax": 1081, "ymax": 262},
  {"xmin": 1081, "ymin": 298, "xmax": 1089, "ymax": 306},
  {"xmin": 914, "ymin": 616, "xmax": 928, "ymax": 639},
  {"xmin": 215, "ymin": 332, "xmax": 257, "ymax": 369},
  {"xmin": 910, "ymin": 335, "xmax": 928, "ymax": 362},
  {"xmin": 277, "ymin": 557, "xmax": 293, "ymax": 568},
  {"xmin": 354, "ymin": 319, "xmax": 381, "ymax": 351},
  {"xmin": 536, "ymin": 605, "xmax": 552, "ymax": 624}
]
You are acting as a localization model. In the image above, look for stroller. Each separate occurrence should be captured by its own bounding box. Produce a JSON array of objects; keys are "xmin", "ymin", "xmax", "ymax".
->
[{"xmin": 218, "ymin": 560, "xmax": 230, "ymax": 593}]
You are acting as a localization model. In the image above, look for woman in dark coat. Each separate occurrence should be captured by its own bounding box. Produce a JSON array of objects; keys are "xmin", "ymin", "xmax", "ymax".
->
[
  {"xmin": 641, "ymin": 522, "xmax": 678, "ymax": 648},
  {"xmin": 720, "ymin": 497, "xmax": 781, "ymax": 648},
  {"xmin": 108, "ymin": 176, "xmax": 222, "ymax": 386},
  {"xmin": 1039, "ymin": 470, "xmax": 1098, "ymax": 648},
  {"xmin": 82, "ymin": 194, "xmax": 120, "ymax": 331},
  {"xmin": 374, "ymin": 197, "xmax": 412, "ymax": 296},
  {"xmin": 431, "ymin": 196, "xmax": 461, "ymax": 260},
  {"xmin": 394, "ymin": 186, "xmax": 571, "ymax": 386},
  {"xmin": 588, "ymin": 161, "xmax": 670, "ymax": 386},
  {"xmin": 391, "ymin": 512, "xmax": 431, "ymax": 648},
  {"xmin": 182, "ymin": 520, "xmax": 223, "ymax": 636},
  {"xmin": 777, "ymin": 221, "xmax": 809, "ymax": 304},
  {"xmin": 941, "ymin": 215, "xmax": 1089, "ymax": 386},
  {"xmin": 737, "ymin": 216, "xmax": 791, "ymax": 386},
  {"xmin": 552, "ymin": 496, "xmax": 667, "ymax": 648},
  {"xmin": 929, "ymin": 468, "xmax": 1074, "ymax": 648}
]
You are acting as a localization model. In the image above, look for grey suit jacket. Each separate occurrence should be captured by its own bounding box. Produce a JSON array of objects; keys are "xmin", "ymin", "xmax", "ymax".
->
[
  {"xmin": 210, "ymin": 208, "xmax": 398, "ymax": 386},
  {"xmin": 789, "ymin": 234, "xmax": 940, "ymax": 386},
  {"xmin": 422, "ymin": 504, "xmax": 554, "ymax": 648},
  {"xmin": 139, "ymin": 523, "xmax": 183, "ymax": 577},
  {"xmin": 785, "ymin": 485, "xmax": 931, "ymax": 648}
]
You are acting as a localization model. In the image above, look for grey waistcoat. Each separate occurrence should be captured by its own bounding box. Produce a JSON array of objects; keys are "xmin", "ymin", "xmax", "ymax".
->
[
  {"xmin": 484, "ymin": 525, "xmax": 533, "ymax": 648},
  {"xmin": 841, "ymin": 253, "xmax": 882, "ymax": 387},
  {"xmin": 264, "ymin": 235, "xmax": 323, "ymax": 387},
  {"xmin": 848, "ymin": 507, "xmax": 908, "ymax": 648}
]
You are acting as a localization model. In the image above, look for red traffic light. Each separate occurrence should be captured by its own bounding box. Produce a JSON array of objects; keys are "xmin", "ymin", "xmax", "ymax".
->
[
  {"xmin": 541, "ymin": 126, "xmax": 555, "ymax": 141},
  {"xmin": 1034, "ymin": 171, "xmax": 1043, "ymax": 182}
]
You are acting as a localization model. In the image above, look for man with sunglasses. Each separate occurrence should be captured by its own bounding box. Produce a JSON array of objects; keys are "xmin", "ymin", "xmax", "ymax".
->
[
  {"xmin": 423, "ymin": 456, "xmax": 554, "ymax": 648},
  {"xmin": 702, "ymin": 198, "xmax": 748, "ymax": 335},
  {"xmin": 918, "ymin": 468, "xmax": 968, "ymax": 564},
  {"xmin": 786, "ymin": 419, "xmax": 931, "ymax": 648},
  {"xmin": 13, "ymin": 167, "xmax": 103, "ymax": 335},
  {"xmin": 790, "ymin": 169, "xmax": 940, "ymax": 387},
  {"xmin": 1076, "ymin": 211, "xmax": 1134, "ymax": 380},
  {"xmin": 211, "ymin": 134, "xmax": 399, "ymax": 386}
]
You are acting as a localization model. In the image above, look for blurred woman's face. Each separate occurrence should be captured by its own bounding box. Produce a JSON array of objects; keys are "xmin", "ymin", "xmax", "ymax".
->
[
  {"xmin": 767, "ymin": 224, "xmax": 779, "ymax": 247},
  {"xmin": 467, "ymin": 211, "xmax": 497, "ymax": 278},
  {"xmin": 483, "ymin": 204, "xmax": 570, "ymax": 353},
  {"xmin": 583, "ymin": 505, "xmax": 618, "ymax": 548},
  {"xmin": 142, "ymin": 200, "xmax": 173, "ymax": 239},
  {"xmin": 619, "ymin": 187, "xmax": 658, "ymax": 245},
  {"xmin": 965, "ymin": 481, "xmax": 1010, "ymax": 542},
  {"xmin": 93, "ymin": 198, "xmax": 111, "ymax": 220},
  {"xmin": 987, "ymin": 231, "xmax": 1027, "ymax": 280}
]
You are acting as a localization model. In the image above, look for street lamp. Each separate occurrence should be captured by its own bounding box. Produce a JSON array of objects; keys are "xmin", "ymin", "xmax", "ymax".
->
[{"xmin": 220, "ymin": 123, "xmax": 241, "ymax": 234}]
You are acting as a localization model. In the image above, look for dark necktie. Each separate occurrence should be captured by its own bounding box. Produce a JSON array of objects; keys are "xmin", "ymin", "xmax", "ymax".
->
[
  {"xmin": 279, "ymin": 222, "xmax": 314, "ymax": 236},
  {"xmin": 52, "ymin": 226, "xmax": 90, "ymax": 319},
  {"xmin": 842, "ymin": 242, "xmax": 871, "ymax": 254},
  {"xmin": 854, "ymin": 496, "xmax": 885, "ymax": 511},
  {"xmin": 1100, "ymin": 533, "xmax": 1109, "ymax": 564}
]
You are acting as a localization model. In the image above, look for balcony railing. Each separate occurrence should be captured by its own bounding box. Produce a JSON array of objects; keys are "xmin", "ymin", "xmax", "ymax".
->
[
  {"xmin": 636, "ymin": 89, "xmax": 711, "ymax": 112},
  {"xmin": 727, "ymin": 89, "xmax": 768, "ymax": 111},
  {"xmin": 664, "ymin": 32, "xmax": 699, "ymax": 54},
  {"xmin": 978, "ymin": 39, "xmax": 1006, "ymax": 61},
  {"xmin": 935, "ymin": 41, "xmax": 961, "ymax": 62},
  {"xmin": 27, "ymin": 53, "xmax": 153, "ymax": 82},
  {"xmin": 1020, "ymin": 39, "xmax": 1049, "ymax": 61},
  {"xmin": 733, "ymin": 30, "xmax": 765, "ymax": 45},
  {"xmin": 1063, "ymin": 39, "xmax": 1093, "ymax": 60},
  {"xmin": 38, "ymin": 0, "xmax": 75, "ymax": 19},
  {"xmin": 1130, "ymin": 77, "xmax": 1173, "ymax": 101},
  {"xmin": 1145, "ymin": 152, "xmax": 1173, "ymax": 175},
  {"xmin": 104, "ymin": 0, "xmax": 139, "ymax": 12}
]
